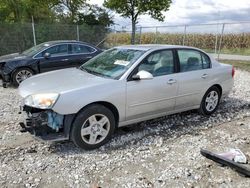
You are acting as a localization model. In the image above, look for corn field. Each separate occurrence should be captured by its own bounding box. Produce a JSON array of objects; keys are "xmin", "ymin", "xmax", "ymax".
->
[{"xmin": 104, "ymin": 32, "xmax": 250, "ymax": 55}]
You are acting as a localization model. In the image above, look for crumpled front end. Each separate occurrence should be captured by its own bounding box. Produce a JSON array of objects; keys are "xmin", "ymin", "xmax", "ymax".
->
[
  {"xmin": 20, "ymin": 106, "xmax": 75, "ymax": 141},
  {"xmin": 0, "ymin": 63, "xmax": 11, "ymax": 87}
]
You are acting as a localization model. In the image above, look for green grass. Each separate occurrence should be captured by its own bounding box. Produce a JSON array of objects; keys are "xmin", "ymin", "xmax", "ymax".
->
[
  {"xmin": 219, "ymin": 48, "xmax": 250, "ymax": 56},
  {"xmin": 203, "ymin": 48, "xmax": 250, "ymax": 56},
  {"xmin": 221, "ymin": 60, "xmax": 250, "ymax": 72}
]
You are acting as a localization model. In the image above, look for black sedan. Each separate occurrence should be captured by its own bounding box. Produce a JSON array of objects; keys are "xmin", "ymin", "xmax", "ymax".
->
[{"xmin": 0, "ymin": 40, "xmax": 102, "ymax": 87}]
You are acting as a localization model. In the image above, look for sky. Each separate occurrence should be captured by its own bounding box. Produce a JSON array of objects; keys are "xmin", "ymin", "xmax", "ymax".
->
[{"xmin": 88, "ymin": 0, "xmax": 250, "ymax": 31}]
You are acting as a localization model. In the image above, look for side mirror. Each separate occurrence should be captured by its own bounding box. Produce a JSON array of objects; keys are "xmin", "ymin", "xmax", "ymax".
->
[
  {"xmin": 44, "ymin": 52, "xmax": 51, "ymax": 59},
  {"xmin": 132, "ymin": 70, "xmax": 153, "ymax": 81}
]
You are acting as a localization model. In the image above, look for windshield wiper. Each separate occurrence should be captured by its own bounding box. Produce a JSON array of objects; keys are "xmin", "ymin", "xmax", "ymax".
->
[
  {"xmin": 79, "ymin": 67, "xmax": 95, "ymax": 74},
  {"xmin": 79, "ymin": 67, "xmax": 110, "ymax": 78}
]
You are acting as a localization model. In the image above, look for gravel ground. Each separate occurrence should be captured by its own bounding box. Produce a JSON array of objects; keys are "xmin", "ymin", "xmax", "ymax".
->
[{"xmin": 0, "ymin": 69, "xmax": 250, "ymax": 188}]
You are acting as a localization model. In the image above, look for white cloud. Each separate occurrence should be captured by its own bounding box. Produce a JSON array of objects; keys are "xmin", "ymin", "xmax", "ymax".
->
[
  {"xmin": 87, "ymin": 0, "xmax": 250, "ymax": 30},
  {"xmin": 87, "ymin": 0, "xmax": 104, "ymax": 6}
]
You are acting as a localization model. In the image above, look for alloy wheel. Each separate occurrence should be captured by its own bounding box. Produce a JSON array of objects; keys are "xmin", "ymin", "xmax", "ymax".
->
[
  {"xmin": 205, "ymin": 90, "xmax": 219, "ymax": 112},
  {"xmin": 15, "ymin": 70, "xmax": 33, "ymax": 83},
  {"xmin": 81, "ymin": 114, "xmax": 110, "ymax": 145}
]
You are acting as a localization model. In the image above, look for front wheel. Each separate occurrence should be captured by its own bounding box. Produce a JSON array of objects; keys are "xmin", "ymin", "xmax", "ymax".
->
[
  {"xmin": 199, "ymin": 86, "xmax": 221, "ymax": 115},
  {"xmin": 71, "ymin": 104, "xmax": 116, "ymax": 150},
  {"xmin": 12, "ymin": 68, "xmax": 34, "ymax": 86}
]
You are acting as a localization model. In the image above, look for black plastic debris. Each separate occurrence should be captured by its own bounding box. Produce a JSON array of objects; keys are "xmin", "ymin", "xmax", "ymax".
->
[{"xmin": 201, "ymin": 148, "xmax": 250, "ymax": 177}]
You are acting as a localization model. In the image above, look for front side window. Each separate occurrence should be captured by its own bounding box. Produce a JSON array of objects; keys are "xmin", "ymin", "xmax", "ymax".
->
[
  {"xmin": 44, "ymin": 44, "xmax": 69, "ymax": 57},
  {"xmin": 35, "ymin": 44, "xmax": 69, "ymax": 58},
  {"xmin": 138, "ymin": 50, "xmax": 174, "ymax": 77},
  {"xmin": 178, "ymin": 49, "xmax": 210, "ymax": 72},
  {"xmin": 23, "ymin": 42, "xmax": 51, "ymax": 57},
  {"xmin": 80, "ymin": 48, "xmax": 145, "ymax": 79}
]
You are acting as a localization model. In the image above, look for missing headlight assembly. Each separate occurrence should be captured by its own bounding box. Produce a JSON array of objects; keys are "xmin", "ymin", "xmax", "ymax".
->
[{"xmin": 19, "ymin": 106, "xmax": 75, "ymax": 142}]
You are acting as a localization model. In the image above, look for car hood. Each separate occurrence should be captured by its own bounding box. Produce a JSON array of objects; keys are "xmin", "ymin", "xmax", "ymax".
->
[
  {"xmin": 0, "ymin": 53, "xmax": 27, "ymax": 63},
  {"xmin": 19, "ymin": 68, "xmax": 115, "ymax": 98}
]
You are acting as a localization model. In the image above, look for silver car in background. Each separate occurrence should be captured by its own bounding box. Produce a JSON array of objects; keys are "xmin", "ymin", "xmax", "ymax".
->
[{"xmin": 18, "ymin": 45, "xmax": 234, "ymax": 149}]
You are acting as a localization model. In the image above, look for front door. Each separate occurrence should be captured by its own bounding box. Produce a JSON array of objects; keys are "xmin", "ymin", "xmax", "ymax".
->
[
  {"xmin": 126, "ymin": 50, "xmax": 178, "ymax": 121},
  {"xmin": 39, "ymin": 44, "xmax": 71, "ymax": 72}
]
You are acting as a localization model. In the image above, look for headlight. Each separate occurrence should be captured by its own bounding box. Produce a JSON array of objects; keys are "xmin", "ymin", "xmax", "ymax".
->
[
  {"xmin": 24, "ymin": 93, "xmax": 59, "ymax": 109},
  {"xmin": 0, "ymin": 62, "xmax": 5, "ymax": 69}
]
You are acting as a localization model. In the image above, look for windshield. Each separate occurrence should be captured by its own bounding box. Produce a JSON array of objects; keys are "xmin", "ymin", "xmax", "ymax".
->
[
  {"xmin": 21, "ymin": 42, "xmax": 51, "ymax": 56},
  {"xmin": 80, "ymin": 48, "xmax": 145, "ymax": 79}
]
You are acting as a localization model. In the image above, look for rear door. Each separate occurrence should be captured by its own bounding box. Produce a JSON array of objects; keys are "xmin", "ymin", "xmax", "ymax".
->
[
  {"xmin": 126, "ymin": 50, "xmax": 179, "ymax": 121},
  {"xmin": 38, "ymin": 44, "xmax": 71, "ymax": 72},
  {"xmin": 174, "ymin": 49, "xmax": 213, "ymax": 109},
  {"xmin": 68, "ymin": 44, "xmax": 97, "ymax": 67}
]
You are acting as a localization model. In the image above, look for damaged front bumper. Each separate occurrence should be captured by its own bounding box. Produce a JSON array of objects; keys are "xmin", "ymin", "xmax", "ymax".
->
[
  {"xmin": 0, "ymin": 69, "xmax": 10, "ymax": 88},
  {"xmin": 19, "ymin": 106, "xmax": 75, "ymax": 142}
]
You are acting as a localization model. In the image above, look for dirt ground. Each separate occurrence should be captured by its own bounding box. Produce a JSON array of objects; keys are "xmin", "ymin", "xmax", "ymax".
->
[{"xmin": 0, "ymin": 69, "xmax": 250, "ymax": 188}]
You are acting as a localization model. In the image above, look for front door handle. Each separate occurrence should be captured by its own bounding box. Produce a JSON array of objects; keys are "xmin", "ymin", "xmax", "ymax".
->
[
  {"xmin": 61, "ymin": 59, "xmax": 69, "ymax": 61},
  {"xmin": 201, "ymin": 74, "xmax": 208, "ymax": 79},
  {"xmin": 167, "ymin": 79, "xmax": 177, "ymax": 84}
]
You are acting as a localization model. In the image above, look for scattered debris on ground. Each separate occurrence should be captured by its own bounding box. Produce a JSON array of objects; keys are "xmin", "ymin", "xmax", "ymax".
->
[{"xmin": 201, "ymin": 149, "xmax": 250, "ymax": 177}]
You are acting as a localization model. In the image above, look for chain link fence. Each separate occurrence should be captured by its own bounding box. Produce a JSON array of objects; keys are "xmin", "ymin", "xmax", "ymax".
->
[
  {"xmin": 1, "ymin": 21, "xmax": 250, "ymax": 57},
  {"xmin": 105, "ymin": 21, "xmax": 250, "ymax": 57},
  {"xmin": 0, "ymin": 22, "xmax": 109, "ymax": 56}
]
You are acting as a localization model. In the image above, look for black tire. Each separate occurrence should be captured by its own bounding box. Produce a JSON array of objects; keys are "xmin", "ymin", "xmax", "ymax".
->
[
  {"xmin": 199, "ymin": 86, "xmax": 221, "ymax": 115},
  {"xmin": 71, "ymin": 104, "xmax": 116, "ymax": 150},
  {"xmin": 12, "ymin": 67, "xmax": 34, "ymax": 86}
]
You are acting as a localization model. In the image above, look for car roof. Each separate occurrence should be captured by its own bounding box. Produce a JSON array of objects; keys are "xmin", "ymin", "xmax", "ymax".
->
[
  {"xmin": 116, "ymin": 44, "xmax": 203, "ymax": 52},
  {"xmin": 40, "ymin": 40, "xmax": 94, "ymax": 46}
]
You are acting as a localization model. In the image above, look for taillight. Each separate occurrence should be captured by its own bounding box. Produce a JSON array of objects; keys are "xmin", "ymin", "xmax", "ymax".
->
[{"xmin": 232, "ymin": 66, "xmax": 235, "ymax": 78}]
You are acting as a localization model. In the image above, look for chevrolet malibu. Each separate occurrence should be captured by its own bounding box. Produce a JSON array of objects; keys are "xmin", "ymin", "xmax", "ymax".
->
[{"xmin": 18, "ymin": 45, "xmax": 234, "ymax": 150}]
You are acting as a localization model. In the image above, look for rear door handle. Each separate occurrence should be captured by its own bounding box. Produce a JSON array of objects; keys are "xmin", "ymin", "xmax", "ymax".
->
[
  {"xmin": 61, "ymin": 59, "xmax": 69, "ymax": 61},
  {"xmin": 167, "ymin": 79, "xmax": 177, "ymax": 84},
  {"xmin": 201, "ymin": 74, "xmax": 208, "ymax": 79}
]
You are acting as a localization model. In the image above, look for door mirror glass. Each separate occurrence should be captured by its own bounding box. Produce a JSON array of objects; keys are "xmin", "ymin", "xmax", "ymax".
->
[
  {"xmin": 44, "ymin": 52, "xmax": 51, "ymax": 59},
  {"xmin": 133, "ymin": 70, "xmax": 153, "ymax": 80}
]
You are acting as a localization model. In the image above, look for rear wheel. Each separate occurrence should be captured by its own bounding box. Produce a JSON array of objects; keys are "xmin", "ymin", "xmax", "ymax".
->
[
  {"xmin": 12, "ymin": 67, "xmax": 34, "ymax": 86},
  {"xmin": 199, "ymin": 86, "xmax": 221, "ymax": 115},
  {"xmin": 71, "ymin": 104, "xmax": 116, "ymax": 150}
]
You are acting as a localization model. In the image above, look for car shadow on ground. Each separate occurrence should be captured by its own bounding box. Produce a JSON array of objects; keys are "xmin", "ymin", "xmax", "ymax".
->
[
  {"xmin": 48, "ymin": 96, "xmax": 250, "ymax": 154},
  {"xmin": 0, "ymin": 80, "xmax": 17, "ymax": 89}
]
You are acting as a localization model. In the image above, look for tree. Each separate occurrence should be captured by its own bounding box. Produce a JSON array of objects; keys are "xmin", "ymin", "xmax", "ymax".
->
[
  {"xmin": 54, "ymin": 0, "xmax": 86, "ymax": 23},
  {"xmin": 77, "ymin": 5, "xmax": 113, "ymax": 27},
  {"xmin": 24, "ymin": 0, "xmax": 59, "ymax": 23},
  {"xmin": 104, "ymin": 0, "xmax": 172, "ymax": 44},
  {"xmin": 0, "ymin": 0, "xmax": 58, "ymax": 23},
  {"xmin": 0, "ymin": 0, "xmax": 25, "ymax": 22}
]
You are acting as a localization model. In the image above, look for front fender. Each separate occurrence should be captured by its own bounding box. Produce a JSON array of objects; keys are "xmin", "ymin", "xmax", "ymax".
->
[
  {"xmin": 52, "ymin": 81, "xmax": 126, "ymax": 122},
  {"xmin": 4, "ymin": 59, "xmax": 39, "ymax": 75}
]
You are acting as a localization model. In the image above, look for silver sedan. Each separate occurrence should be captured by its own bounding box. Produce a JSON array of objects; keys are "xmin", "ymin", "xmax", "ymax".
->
[{"xmin": 18, "ymin": 45, "xmax": 234, "ymax": 149}]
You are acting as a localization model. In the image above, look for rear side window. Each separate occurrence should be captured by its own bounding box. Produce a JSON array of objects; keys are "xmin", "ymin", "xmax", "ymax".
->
[
  {"xmin": 177, "ymin": 49, "xmax": 211, "ymax": 72},
  {"xmin": 202, "ymin": 53, "xmax": 211, "ymax": 69},
  {"xmin": 86, "ymin": 46, "xmax": 96, "ymax": 53},
  {"xmin": 71, "ymin": 44, "xmax": 96, "ymax": 54}
]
